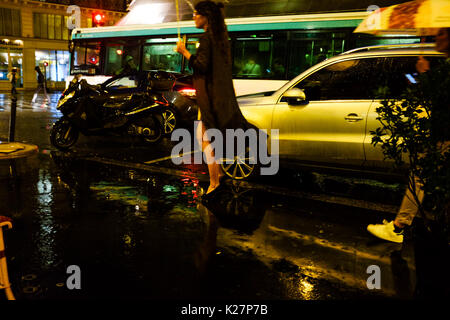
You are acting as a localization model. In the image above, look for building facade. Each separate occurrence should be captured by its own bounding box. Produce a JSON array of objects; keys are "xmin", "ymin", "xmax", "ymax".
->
[{"xmin": 0, "ymin": 0, "xmax": 126, "ymax": 91}]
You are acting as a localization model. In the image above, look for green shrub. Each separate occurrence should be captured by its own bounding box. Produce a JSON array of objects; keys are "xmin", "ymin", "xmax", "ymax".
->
[{"xmin": 371, "ymin": 60, "xmax": 450, "ymax": 239}]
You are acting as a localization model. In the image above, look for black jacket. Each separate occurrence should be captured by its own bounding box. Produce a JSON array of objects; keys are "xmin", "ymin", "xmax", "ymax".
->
[
  {"xmin": 189, "ymin": 31, "xmax": 248, "ymax": 132},
  {"xmin": 37, "ymin": 72, "xmax": 45, "ymax": 84}
]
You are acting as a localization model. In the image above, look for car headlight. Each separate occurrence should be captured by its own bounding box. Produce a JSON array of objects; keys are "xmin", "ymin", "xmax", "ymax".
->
[{"xmin": 57, "ymin": 91, "xmax": 75, "ymax": 109}]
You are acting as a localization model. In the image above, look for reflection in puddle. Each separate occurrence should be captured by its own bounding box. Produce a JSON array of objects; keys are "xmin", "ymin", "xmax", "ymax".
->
[
  {"xmin": 90, "ymin": 182, "xmax": 149, "ymax": 212},
  {"xmin": 1, "ymin": 152, "xmax": 418, "ymax": 299},
  {"xmin": 298, "ymin": 278, "xmax": 314, "ymax": 300},
  {"xmin": 35, "ymin": 168, "xmax": 58, "ymax": 269},
  {"xmin": 200, "ymin": 183, "xmax": 269, "ymax": 235}
]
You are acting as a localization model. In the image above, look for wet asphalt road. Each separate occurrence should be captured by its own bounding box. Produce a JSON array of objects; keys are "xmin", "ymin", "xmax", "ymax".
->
[{"xmin": 0, "ymin": 92, "xmax": 448, "ymax": 300}]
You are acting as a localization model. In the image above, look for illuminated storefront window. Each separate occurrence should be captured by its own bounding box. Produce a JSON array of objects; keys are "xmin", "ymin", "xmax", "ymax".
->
[
  {"xmin": 0, "ymin": 43, "xmax": 23, "ymax": 87},
  {"xmin": 35, "ymin": 50, "xmax": 70, "ymax": 82},
  {"xmin": 0, "ymin": 47, "xmax": 8, "ymax": 80}
]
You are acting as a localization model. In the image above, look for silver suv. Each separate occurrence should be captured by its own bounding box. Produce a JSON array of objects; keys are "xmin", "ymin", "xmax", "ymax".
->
[{"xmin": 227, "ymin": 44, "xmax": 445, "ymax": 179}]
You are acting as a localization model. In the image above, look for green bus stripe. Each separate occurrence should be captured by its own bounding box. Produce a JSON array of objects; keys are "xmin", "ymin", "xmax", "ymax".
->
[
  {"xmin": 228, "ymin": 20, "xmax": 362, "ymax": 32},
  {"xmin": 72, "ymin": 19, "xmax": 362, "ymax": 40}
]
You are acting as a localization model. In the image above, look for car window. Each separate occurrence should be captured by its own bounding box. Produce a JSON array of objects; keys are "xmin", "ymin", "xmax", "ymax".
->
[
  {"xmin": 105, "ymin": 75, "xmax": 139, "ymax": 90},
  {"xmin": 375, "ymin": 56, "xmax": 445, "ymax": 99},
  {"xmin": 294, "ymin": 58, "xmax": 379, "ymax": 101}
]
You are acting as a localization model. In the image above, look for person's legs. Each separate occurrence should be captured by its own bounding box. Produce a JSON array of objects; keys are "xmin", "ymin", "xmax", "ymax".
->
[
  {"xmin": 196, "ymin": 121, "xmax": 222, "ymax": 194},
  {"xmin": 394, "ymin": 175, "xmax": 425, "ymax": 227},
  {"xmin": 43, "ymin": 84, "xmax": 50, "ymax": 101},
  {"xmin": 367, "ymin": 175, "xmax": 424, "ymax": 243},
  {"xmin": 32, "ymin": 84, "xmax": 42, "ymax": 103},
  {"xmin": 204, "ymin": 144, "xmax": 221, "ymax": 193}
]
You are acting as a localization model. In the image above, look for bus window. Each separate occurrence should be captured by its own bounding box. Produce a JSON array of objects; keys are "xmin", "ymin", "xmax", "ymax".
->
[
  {"xmin": 74, "ymin": 46, "xmax": 86, "ymax": 68},
  {"xmin": 72, "ymin": 42, "xmax": 101, "ymax": 75},
  {"xmin": 183, "ymin": 38, "xmax": 199, "ymax": 74},
  {"xmin": 142, "ymin": 39, "xmax": 181, "ymax": 73},
  {"xmin": 232, "ymin": 33, "xmax": 287, "ymax": 79},
  {"xmin": 105, "ymin": 45, "xmax": 123, "ymax": 75},
  {"xmin": 288, "ymin": 32, "xmax": 347, "ymax": 79},
  {"xmin": 105, "ymin": 42, "xmax": 140, "ymax": 76}
]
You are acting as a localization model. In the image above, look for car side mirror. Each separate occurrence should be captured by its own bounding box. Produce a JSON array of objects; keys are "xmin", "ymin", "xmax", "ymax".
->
[{"xmin": 281, "ymin": 88, "xmax": 308, "ymax": 105}]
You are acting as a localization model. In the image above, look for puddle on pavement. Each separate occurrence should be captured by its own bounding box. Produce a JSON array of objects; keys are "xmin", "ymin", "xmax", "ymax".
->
[{"xmin": 0, "ymin": 152, "xmax": 439, "ymax": 300}]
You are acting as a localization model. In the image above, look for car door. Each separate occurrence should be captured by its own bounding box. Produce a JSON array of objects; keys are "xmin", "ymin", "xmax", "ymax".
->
[
  {"xmin": 271, "ymin": 57, "xmax": 379, "ymax": 167},
  {"xmin": 364, "ymin": 55, "xmax": 445, "ymax": 169}
]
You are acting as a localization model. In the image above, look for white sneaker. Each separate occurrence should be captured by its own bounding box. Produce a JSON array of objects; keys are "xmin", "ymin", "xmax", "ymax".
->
[{"xmin": 367, "ymin": 220, "xmax": 404, "ymax": 243}]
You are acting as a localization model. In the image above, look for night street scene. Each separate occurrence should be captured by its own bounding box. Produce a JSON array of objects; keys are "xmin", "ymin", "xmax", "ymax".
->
[{"xmin": 1, "ymin": 0, "xmax": 450, "ymax": 310}]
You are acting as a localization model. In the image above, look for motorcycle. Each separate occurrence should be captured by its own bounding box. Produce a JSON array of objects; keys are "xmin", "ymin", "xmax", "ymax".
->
[{"xmin": 50, "ymin": 71, "xmax": 179, "ymax": 151}]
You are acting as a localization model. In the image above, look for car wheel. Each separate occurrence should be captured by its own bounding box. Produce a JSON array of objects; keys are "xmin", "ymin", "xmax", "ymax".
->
[{"xmin": 220, "ymin": 146, "xmax": 258, "ymax": 180}]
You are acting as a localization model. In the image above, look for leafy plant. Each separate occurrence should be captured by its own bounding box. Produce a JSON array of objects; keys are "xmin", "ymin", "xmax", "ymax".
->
[{"xmin": 371, "ymin": 60, "xmax": 450, "ymax": 239}]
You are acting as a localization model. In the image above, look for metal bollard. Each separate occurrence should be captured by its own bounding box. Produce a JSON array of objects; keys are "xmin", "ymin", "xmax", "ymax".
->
[
  {"xmin": 8, "ymin": 77, "xmax": 18, "ymax": 142},
  {"xmin": 8, "ymin": 95, "xmax": 17, "ymax": 143},
  {"xmin": 0, "ymin": 216, "xmax": 15, "ymax": 300}
]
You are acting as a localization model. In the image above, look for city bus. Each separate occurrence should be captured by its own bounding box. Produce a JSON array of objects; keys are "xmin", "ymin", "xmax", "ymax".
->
[{"xmin": 68, "ymin": 11, "xmax": 422, "ymax": 96}]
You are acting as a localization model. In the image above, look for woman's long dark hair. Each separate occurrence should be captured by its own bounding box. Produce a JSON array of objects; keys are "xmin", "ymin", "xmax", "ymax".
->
[{"xmin": 195, "ymin": 1, "xmax": 230, "ymax": 61}]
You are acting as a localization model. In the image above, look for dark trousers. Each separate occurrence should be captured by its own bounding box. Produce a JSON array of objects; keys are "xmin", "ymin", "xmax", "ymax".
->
[{"xmin": 32, "ymin": 83, "xmax": 50, "ymax": 102}]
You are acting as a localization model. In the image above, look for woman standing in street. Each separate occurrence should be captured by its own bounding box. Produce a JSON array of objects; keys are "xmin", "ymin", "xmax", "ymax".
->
[{"xmin": 176, "ymin": 1, "xmax": 249, "ymax": 199}]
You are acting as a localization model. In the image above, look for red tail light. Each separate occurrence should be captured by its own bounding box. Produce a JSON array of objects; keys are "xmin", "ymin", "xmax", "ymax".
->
[{"xmin": 178, "ymin": 88, "xmax": 196, "ymax": 98}]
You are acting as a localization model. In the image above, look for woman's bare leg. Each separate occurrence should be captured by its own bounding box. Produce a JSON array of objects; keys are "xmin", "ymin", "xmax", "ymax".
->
[
  {"xmin": 204, "ymin": 145, "xmax": 220, "ymax": 193},
  {"xmin": 197, "ymin": 121, "xmax": 222, "ymax": 194}
]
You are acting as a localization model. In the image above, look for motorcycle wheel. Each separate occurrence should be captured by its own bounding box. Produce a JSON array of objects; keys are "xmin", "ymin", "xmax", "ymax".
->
[
  {"xmin": 139, "ymin": 116, "xmax": 162, "ymax": 143},
  {"xmin": 50, "ymin": 119, "xmax": 79, "ymax": 151}
]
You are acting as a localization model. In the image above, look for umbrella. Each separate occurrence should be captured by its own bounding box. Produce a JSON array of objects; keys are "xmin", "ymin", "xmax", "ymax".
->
[{"xmin": 354, "ymin": 0, "xmax": 450, "ymax": 36}]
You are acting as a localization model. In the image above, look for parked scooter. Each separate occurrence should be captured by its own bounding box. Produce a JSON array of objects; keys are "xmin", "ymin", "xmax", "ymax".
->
[{"xmin": 50, "ymin": 71, "xmax": 178, "ymax": 151}]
